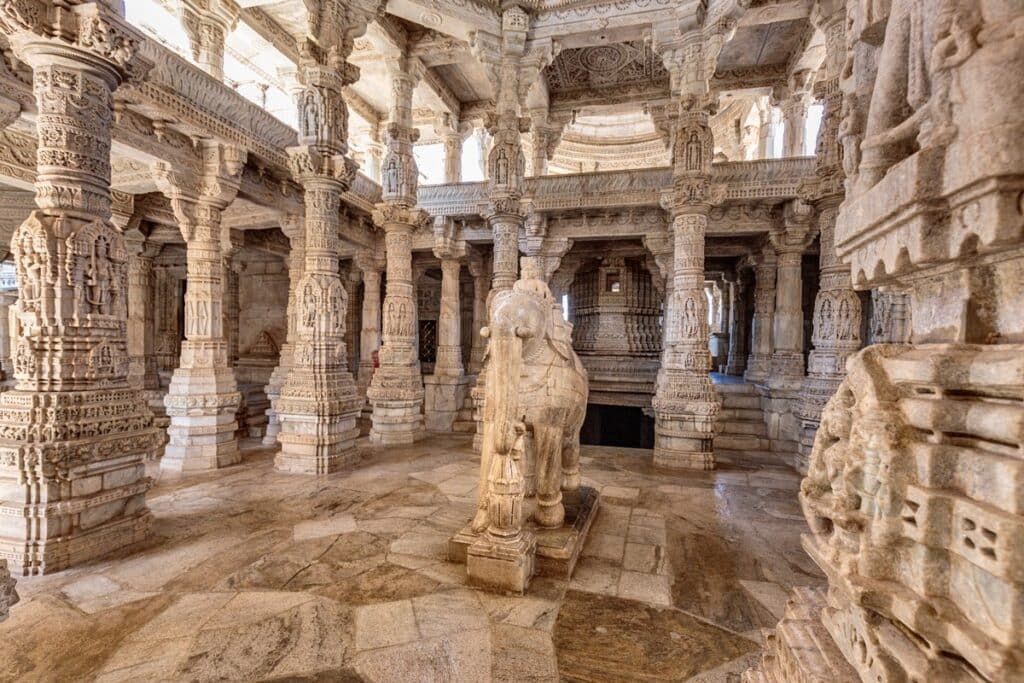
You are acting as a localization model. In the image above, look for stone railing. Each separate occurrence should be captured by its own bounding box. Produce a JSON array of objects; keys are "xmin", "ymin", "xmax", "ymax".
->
[{"xmin": 417, "ymin": 157, "xmax": 817, "ymax": 217}]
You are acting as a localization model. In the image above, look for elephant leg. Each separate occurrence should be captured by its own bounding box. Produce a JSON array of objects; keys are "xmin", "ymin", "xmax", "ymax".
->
[
  {"xmin": 533, "ymin": 423, "xmax": 565, "ymax": 528},
  {"xmin": 562, "ymin": 438, "xmax": 580, "ymax": 491}
]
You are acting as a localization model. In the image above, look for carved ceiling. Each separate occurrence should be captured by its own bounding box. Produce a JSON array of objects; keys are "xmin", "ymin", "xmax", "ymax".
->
[{"xmin": 545, "ymin": 41, "xmax": 669, "ymax": 95}]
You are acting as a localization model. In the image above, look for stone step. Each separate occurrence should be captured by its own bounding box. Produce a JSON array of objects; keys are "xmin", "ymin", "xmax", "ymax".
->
[
  {"xmin": 452, "ymin": 420, "xmax": 477, "ymax": 433},
  {"xmin": 715, "ymin": 381, "xmax": 757, "ymax": 395},
  {"xmin": 719, "ymin": 407, "xmax": 764, "ymax": 421},
  {"xmin": 721, "ymin": 394, "xmax": 761, "ymax": 410},
  {"xmin": 718, "ymin": 419, "xmax": 768, "ymax": 437},
  {"xmin": 715, "ymin": 433, "xmax": 772, "ymax": 451}
]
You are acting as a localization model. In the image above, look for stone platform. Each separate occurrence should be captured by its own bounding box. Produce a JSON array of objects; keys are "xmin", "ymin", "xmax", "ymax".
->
[
  {"xmin": 0, "ymin": 435, "xmax": 817, "ymax": 681},
  {"xmin": 448, "ymin": 486, "xmax": 600, "ymax": 581}
]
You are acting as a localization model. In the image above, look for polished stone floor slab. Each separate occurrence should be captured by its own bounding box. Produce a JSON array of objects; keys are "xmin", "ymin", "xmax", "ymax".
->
[{"xmin": 0, "ymin": 435, "xmax": 822, "ymax": 682}]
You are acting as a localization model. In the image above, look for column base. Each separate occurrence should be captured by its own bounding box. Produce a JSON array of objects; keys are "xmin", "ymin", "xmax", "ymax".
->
[
  {"xmin": 724, "ymin": 355, "xmax": 746, "ymax": 376},
  {"xmin": 161, "ymin": 367, "xmax": 241, "ymax": 474},
  {"xmin": 466, "ymin": 533, "xmax": 536, "ymax": 595},
  {"xmin": 652, "ymin": 370, "xmax": 720, "ymax": 470},
  {"xmin": 274, "ymin": 366, "xmax": 363, "ymax": 475},
  {"xmin": 424, "ymin": 373, "xmax": 470, "ymax": 433},
  {"xmin": 744, "ymin": 353, "xmax": 772, "ymax": 383},
  {"xmin": 367, "ymin": 366, "xmax": 425, "ymax": 445},
  {"xmin": 368, "ymin": 398, "xmax": 425, "ymax": 445},
  {"xmin": 0, "ymin": 387, "xmax": 159, "ymax": 575}
]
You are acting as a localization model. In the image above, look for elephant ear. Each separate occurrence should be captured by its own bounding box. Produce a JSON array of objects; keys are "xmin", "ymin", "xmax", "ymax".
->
[{"xmin": 549, "ymin": 337, "xmax": 574, "ymax": 363}]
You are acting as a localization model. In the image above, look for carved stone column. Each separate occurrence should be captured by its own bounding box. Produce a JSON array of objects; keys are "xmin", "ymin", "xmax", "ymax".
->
[
  {"xmin": 262, "ymin": 215, "xmax": 303, "ymax": 447},
  {"xmin": 126, "ymin": 238, "xmax": 159, "ymax": 391},
  {"xmin": 759, "ymin": 200, "xmax": 814, "ymax": 452},
  {"xmin": 275, "ymin": 55, "xmax": 364, "ymax": 473},
  {"xmin": 179, "ymin": 0, "xmax": 239, "ymax": 82},
  {"xmin": 368, "ymin": 58, "xmax": 428, "ymax": 445},
  {"xmin": 153, "ymin": 142, "xmax": 246, "ymax": 474},
  {"xmin": 354, "ymin": 250, "xmax": 383, "ymax": 396},
  {"xmin": 768, "ymin": 201, "xmax": 814, "ymax": 389},
  {"xmin": 0, "ymin": 5, "xmax": 160, "ymax": 574},
  {"xmin": 744, "ymin": 248, "xmax": 776, "ymax": 382},
  {"xmin": 652, "ymin": 102, "xmax": 721, "ymax": 470},
  {"xmin": 467, "ymin": 251, "xmax": 488, "ymax": 374},
  {"xmin": 368, "ymin": 211, "xmax": 427, "ymax": 443},
  {"xmin": 442, "ymin": 124, "xmax": 464, "ymax": 184},
  {"xmin": 780, "ymin": 73, "xmax": 811, "ymax": 157},
  {"xmin": 725, "ymin": 271, "xmax": 747, "ymax": 375},
  {"xmin": 223, "ymin": 243, "xmax": 242, "ymax": 366},
  {"xmin": 795, "ymin": 69, "xmax": 862, "ymax": 472},
  {"xmin": 424, "ymin": 238, "xmax": 468, "ymax": 432}
]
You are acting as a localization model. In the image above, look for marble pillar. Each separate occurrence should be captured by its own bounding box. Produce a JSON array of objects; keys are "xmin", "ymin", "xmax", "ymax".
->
[
  {"xmin": 274, "ymin": 172, "xmax": 362, "ymax": 473},
  {"xmin": 368, "ymin": 59, "xmax": 428, "ymax": 445},
  {"xmin": 368, "ymin": 214, "xmax": 427, "ymax": 443},
  {"xmin": 781, "ymin": 79, "xmax": 811, "ymax": 157},
  {"xmin": 725, "ymin": 271, "xmax": 747, "ymax": 376},
  {"xmin": 424, "ymin": 248, "xmax": 469, "ymax": 432},
  {"xmin": 796, "ymin": 199, "xmax": 861, "ymax": 472},
  {"xmin": 760, "ymin": 200, "xmax": 814, "ymax": 452},
  {"xmin": 744, "ymin": 250, "xmax": 776, "ymax": 383},
  {"xmin": 223, "ymin": 254, "xmax": 241, "ymax": 366},
  {"xmin": 262, "ymin": 215, "xmax": 303, "ymax": 448},
  {"xmin": 153, "ymin": 144, "xmax": 246, "ymax": 474},
  {"xmin": 179, "ymin": 0, "xmax": 239, "ymax": 82},
  {"xmin": 467, "ymin": 252, "xmax": 488, "ymax": 374},
  {"xmin": 442, "ymin": 130, "xmax": 462, "ymax": 184},
  {"xmin": 355, "ymin": 251, "xmax": 383, "ymax": 396},
  {"xmin": 0, "ymin": 7, "xmax": 160, "ymax": 573}
]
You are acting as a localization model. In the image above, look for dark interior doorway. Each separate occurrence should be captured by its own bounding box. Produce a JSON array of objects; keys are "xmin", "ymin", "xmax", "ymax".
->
[{"xmin": 580, "ymin": 404, "xmax": 655, "ymax": 449}]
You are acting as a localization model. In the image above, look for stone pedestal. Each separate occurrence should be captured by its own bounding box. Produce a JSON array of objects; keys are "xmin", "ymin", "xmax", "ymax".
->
[{"xmin": 424, "ymin": 375, "xmax": 471, "ymax": 432}]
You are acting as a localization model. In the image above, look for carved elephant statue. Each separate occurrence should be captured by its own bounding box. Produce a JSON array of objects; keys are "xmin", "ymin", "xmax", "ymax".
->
[{"xmin": 472, "ymin": 277, "xmax": 589, "ymax": 532}]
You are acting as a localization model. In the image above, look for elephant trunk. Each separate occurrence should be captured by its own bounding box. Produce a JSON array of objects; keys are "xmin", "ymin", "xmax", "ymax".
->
[
  {"xmin": 485, "ymin": 328, "xmax": 522, "ymax": 458},
  {"xmin": 470, "ymin": 326, "xmax": 524, "ymax": 533}
]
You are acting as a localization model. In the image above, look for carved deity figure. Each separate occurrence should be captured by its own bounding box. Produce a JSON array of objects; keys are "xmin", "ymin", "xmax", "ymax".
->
[
  {"xmin": 685, "ymin": 131, "xmax": 702, "ymax": 171},
  {"xmin": 472, "ymin": 278, "xmax": 589, "ymax": 533},
  {"xmin": 301, "ymin": 89, "xmax": 320, "ymax": 139},
  {"xmin": 86, "ymin": 246, "xmax": 112, "ymax": 315}
]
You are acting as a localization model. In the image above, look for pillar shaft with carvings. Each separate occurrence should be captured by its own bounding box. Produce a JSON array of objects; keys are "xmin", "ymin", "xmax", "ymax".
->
[
  {"xmin": 796, "ymin": 44, "xmax": 862, "ymax": 471},
  {"xmin": 179, "ymin": 0, "xmax": 239, "ymax": 82},
  {"xmin": 424, "ymin": 228, "xmax": 468, "ymax": 432},
  {"xmin": 355, "ymin": 250, "xmax": 383, "ymax": 396},
  {"xmin": 468, "ymin": 251, "xmax": 488, "ymax": 374},
  {"xmin": 652, "ymin": 102, "xmax": 721, "ymax": 470},
  {"xmin": 780, "ymin": 71, "xmax": 811, "ymax": 158},
  {"xmin": 0, "ymin": 5, "xmax": 159, "ymax": 574},
  {"xmin": 744, "ymin": 250, "xmax": 776, "ymax": 382},
  {"xmin": 768, "ymin": 201, "xmax": 814, "ymax": 388},
  {"xmin": 274, "ymin": 44, "xmax": 364, "ymax": 473},
  {"xmin": 725, "ymin": 272, "xmax": 747, "ymax": 376},
  {"xmin": 153, "ymin": 142, "xmax": 246, "ymax": 474},
  {"xmin": 368, "ymin": 58, "xmax": 428, "ymax": 444},
  {"xmin": 262, "ymin": 215, "xmax": 303, "ymax": 447}
]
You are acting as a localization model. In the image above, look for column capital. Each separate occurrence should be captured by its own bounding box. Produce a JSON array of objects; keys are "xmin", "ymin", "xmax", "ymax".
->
[
  {"xmin": 286, "ymin": 146, "xmax": 357, "ymax": 188},
  {"xmin": 354, "ymin": 247, "xmax": 385, "ymax": 275},
  {"xmin": 432, "ymin": 216, "xmax": 467, "ymax": 261},
  {"xmin": 372, "ymin": 204, "xmax": 431, "ymax": 232},
  {"xmin": 2, "ymin": 2, "xmax": 154, "ymax": 84},
  {"xmin": 153, "ymin": 141, "xmax": 246, "ymax": 240}
]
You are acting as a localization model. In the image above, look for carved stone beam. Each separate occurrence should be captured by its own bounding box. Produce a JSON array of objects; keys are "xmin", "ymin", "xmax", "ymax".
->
[{"xmin": 0, "ymin": 96, "xmax": 19, "ymax": 130}]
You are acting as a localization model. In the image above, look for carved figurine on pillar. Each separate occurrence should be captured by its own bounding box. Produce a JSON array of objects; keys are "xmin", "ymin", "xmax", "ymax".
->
[
  {"xmin": 368, "ymin": 57, "xmax": 429, "ymax": 445},
  {"xmin": 153, "ymin": 142, "xmax": 246, "ymax": 474},
  {"xmin": 273, "ymin": 11, "xmax": 366, "ymax": 474},
  {"xmin": 0, "ymin": 3, "xmax": 161, "ymax": 574}
]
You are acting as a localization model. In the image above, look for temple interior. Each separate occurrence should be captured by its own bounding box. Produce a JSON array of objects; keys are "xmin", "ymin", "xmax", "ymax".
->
[{"xmin": 0, "ymin": 0, "xmax": 1020, "ymax": 681}]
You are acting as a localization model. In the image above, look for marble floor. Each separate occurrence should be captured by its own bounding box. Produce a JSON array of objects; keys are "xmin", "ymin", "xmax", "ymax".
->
[{"xmin": 0, "ymin": 434, "xmax": 823, "ymax": 682}]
